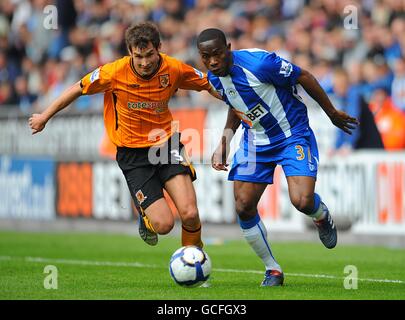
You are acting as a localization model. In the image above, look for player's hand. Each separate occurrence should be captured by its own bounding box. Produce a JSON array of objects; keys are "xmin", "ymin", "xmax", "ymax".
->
[
  {"xmin": 329, "ymin": 110, "xmax": 359, "ymax": 134},
  {"xmin": 211, "ymin": 147, "xmax": 229, "ymax": 171},
  {"xmin": 28, "ymin": 113, "xmax": 48, "ymax": 134},
  {"xmin": 208, "ymin": 86, "xmax": 223, "ymax": 101}
]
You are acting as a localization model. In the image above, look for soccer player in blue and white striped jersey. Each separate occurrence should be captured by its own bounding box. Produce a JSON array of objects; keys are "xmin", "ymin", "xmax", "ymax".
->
[{"xmin": 197, "ymin": 28, "xmax": 359, "ymax": 287}]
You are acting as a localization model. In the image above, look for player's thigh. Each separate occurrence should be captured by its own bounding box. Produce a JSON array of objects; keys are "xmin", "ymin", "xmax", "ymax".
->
[
  {"xmin": 233, "ymin": 180, "xmax": 267, "ymax": 215},
  {"xmin": 163, "ymin": 172, "xmax": 198, "ymax": 220},
  {"xmin": 158, "ymin": 135, "xmax": 198, "ymax": 220},
  {"xmin": 286, "ymin": 175, "xmax": 316, "ymax": 200},
  {"xmin": 144, "ymin": 197, "xmax": 174, "ymax": 232}
]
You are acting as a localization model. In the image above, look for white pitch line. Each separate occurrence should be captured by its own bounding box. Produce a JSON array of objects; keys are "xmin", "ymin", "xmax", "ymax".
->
[
  {"xmin": 0, "ymin": 256, "xmax": 404, "ymax": 285},
  {"xmin": 25, "ymin": 256, "xmax": 158, "ymax": 269},
  {"xmin": 213, "ymin": 267, "xmax": 405, "ymax": 284},
  {"xmin": 0, "ymin": 256, "xmax": 11, "ymax": 261},
  {"xmin": 285, "ymin": 272, "xmax": 405, "ymax": 284}
]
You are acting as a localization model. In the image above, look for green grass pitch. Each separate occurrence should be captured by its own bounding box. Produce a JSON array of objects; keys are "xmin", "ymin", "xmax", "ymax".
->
[{"xmin": 0, "ymin": 230, "xmax": 404, "ymax": 300}]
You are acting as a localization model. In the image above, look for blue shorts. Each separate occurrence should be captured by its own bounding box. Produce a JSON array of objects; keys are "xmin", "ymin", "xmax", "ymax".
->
[{"xmin": 228, "ymin": 128, "xmax": 319, "ymax": 184}]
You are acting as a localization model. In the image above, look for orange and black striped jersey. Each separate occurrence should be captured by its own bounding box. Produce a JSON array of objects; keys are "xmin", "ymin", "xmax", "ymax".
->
[{"xmin": 80, "ymin": 54, "xmax": 211, "ymax": 148}]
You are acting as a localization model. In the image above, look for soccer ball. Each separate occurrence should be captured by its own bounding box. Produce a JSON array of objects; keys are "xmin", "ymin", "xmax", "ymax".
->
[{"xmin": 169, "ymin": 245, "xmax": 212, "ymax": 287}]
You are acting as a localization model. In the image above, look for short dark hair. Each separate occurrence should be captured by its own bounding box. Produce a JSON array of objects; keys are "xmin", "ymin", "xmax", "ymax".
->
[
  {"xmin": 197, "ymin": 28, "xmax": 227, "ymax": 46},
  {"xmin": 125, "ymin": 22, "xmax": 161, "ymax": 52}
]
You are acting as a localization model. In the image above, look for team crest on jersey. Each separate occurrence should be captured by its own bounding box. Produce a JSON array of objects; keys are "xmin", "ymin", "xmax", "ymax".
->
[
  {"xmin": 159, "ymin": 74, "xmax": 170, "ymax": 88},
  {"xmin": 226, "ymin": 88, "xmax": 238, "ymax": 99},
  {"xmin": 136, "ymin": 190, "xmax": 147, "ymax": 205}
]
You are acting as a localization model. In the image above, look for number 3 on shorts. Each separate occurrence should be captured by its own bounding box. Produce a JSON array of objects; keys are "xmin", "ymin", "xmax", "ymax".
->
[
  {"xmin": 171, "ymin": 149, "xmax": 184, "ymax": 162},
  {"xmin": 295, "ymin": 145, "xmax": 305, "ymax": 160}
]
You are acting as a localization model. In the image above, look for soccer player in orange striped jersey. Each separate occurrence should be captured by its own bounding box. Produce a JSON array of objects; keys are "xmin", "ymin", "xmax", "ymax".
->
[{"xmin": 29, "ymin": 22, "xmax": 221, "ymax": 248}]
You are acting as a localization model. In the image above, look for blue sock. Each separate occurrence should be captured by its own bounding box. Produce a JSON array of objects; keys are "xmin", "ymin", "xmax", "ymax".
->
[
  {"xmin": 308, "ymin": 193, "xmax": 325, "ymax": 220},
  {"xmin": 238, "ymin": 214, "xmax": 260, "ymax": 229},
  {"xmin": 312, "ymin": 193, "xmax": 321, "ymax": 214}
]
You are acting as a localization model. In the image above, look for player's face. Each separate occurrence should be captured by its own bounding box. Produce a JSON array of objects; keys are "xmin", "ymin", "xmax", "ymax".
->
[
  {"xmin": 198, "ymin": 39, "xmax": 232, "ymax": 77},
  {"xmin": 130, "ymin": 42, "xmax": 161, "ymax": 77}
]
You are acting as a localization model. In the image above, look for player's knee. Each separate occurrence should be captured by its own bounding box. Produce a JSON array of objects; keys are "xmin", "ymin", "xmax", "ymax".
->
[
  {"xmin": 235, "ymin": 195, "xmax": 257, "ymax": 216},
  {"xmin": 291, "ymin": 194, "xmax": 313, "ymax": 214},
  {"xmin": 178, "ymin": 205, "xmax": 199, "ymax": 226},
  {"xmin": 154, "ymin": 218, "xmax": 174, "ymax": 235}
]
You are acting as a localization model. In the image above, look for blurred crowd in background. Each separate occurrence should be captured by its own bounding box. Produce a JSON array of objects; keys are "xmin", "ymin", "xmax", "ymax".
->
[{"xmin": 1, "ymin": 0, "xmax": 405, "ymax": 151}]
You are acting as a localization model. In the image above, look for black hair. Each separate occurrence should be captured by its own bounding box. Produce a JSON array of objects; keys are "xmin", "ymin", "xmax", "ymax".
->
[
  {"xmin": 197, "ymin": 28, "xmax": 227, "ymax": 46},
  {"xmin": 125, "ymin": 22, "xmax": 161, "ymax": 52}
]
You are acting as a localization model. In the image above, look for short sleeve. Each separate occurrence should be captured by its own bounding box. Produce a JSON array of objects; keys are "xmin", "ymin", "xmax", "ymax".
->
[
  {"xmin": 80, "ymin": 62, "xmax": 115, "ymax": 95},
  {"xmin": 258, "ymin": 52, "xmax": 301, "ymax": 87},
  {"xmin": 178, "ymin": 62, "xmax": 211, "ymax": 91}
]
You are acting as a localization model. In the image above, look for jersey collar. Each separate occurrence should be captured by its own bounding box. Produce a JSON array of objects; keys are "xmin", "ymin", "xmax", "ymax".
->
[{"xmin": 130, "ymin": 54, "xmax": 163, "ymax": 80}]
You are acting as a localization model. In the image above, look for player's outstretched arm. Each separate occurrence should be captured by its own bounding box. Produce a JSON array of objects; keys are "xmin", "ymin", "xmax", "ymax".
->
[
  {"xmin": 29, "ymin": 81, "xmax": 82, "ymax": 134},
  {"xmin": 297, "ymin": 69, "xmax": 359, "ymax": 134},
  {"xmin": 212, "ymin": 107, "xmax": 240, "ymax": 171}
]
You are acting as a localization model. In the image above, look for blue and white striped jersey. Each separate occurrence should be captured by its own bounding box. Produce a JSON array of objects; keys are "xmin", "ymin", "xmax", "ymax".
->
[{"xmin": 208, "ymin": 49, "xmax": 310, "ymax": 150}]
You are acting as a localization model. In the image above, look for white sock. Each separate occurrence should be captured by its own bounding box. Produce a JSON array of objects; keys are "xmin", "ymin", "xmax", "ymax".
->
[
  {"xmin": 306, "ymin": 194, "xmax": 326, "ymax": 221},
  {"xmin": 239, "ymin": 215, "xmax": 282, "ymax": 272},
  {"xmin": 309, "ymin": 202, "xmax": 327, "ymax": 221}
]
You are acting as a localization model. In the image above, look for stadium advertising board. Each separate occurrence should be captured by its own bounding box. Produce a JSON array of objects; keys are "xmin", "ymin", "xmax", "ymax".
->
[
  {"xmin": 259, "ymin": 152, "xmax": 405, "ymax": 234},
  {"xmin": 92, "ymin": 162, "xmax": 132, "ymax": 220},
  {"xmin": 0, "ymin": 113, "xmax": 103, "ymax": 158},
  {"xmin": 54, "ymin": 161, "xmax": 235, "ymax": 222},
  {"xmin": 319, "ymin": 154, "xmax": 405, "ymax": 234},
  {"xmin": 0, "ymin": 156, "xmax": 55, "ymax": 220},
  {"xmin": 57, "ymin": 162, "xmax": 93, "ymax": 218},
  {"xmin": 56, "ymin": 161, "xmax": 132, "ymax": 220}
]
